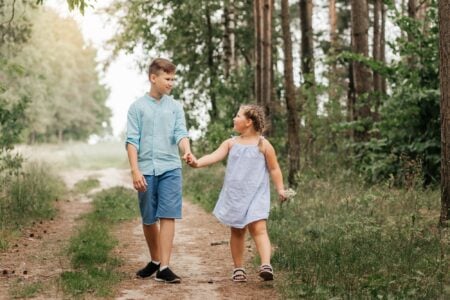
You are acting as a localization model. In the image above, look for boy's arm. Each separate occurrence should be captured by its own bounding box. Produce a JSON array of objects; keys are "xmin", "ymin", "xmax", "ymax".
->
[
  {"xmin": 264, "ymin": 140, "xmax": 286, "ymax": 200},
  {"xmin": 191, "ymin": 139, "xmax": 231, "ymax": 168},
  {"xmin": 127, "ymin": 143, "xmax": 147, "ymax": 192}
]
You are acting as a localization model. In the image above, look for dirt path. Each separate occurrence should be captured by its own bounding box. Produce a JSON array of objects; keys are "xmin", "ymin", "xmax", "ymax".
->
[{"xmin": 0, "ymin": 168, "xmax": 279, "ymax": 299}]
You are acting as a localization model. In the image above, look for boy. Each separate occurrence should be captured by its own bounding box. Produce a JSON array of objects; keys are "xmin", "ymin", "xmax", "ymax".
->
[{"xmin": 126, "ymin": 58, "xmax": 192, "ymax": 283}]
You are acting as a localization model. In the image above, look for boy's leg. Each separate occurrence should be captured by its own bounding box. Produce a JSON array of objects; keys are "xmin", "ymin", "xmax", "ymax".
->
[
  {"xmin": 230, "ymin": 227, "xmax": 246, "ymax": 268},
  {"xmin": 143, "ymin": 223, "xmax": 160, "ymax": 260},
  {"xmin": 158, "ymin": 218, "xmax": 175, "ymax": 267},
  {"xmin": 248, "ymin": 220, "xmax": 271, "ymax": 265},
  {"xmin": 136, "ymin": 175, "xmax": 161, "ymax": 278}
]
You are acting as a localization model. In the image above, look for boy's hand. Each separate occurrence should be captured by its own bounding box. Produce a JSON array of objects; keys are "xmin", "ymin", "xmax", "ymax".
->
[{"xmin": 131, "ymin": 169, "xmax": 147, "ymax": 192}]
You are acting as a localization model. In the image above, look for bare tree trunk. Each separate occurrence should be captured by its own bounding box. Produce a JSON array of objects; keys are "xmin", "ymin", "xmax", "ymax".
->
[
  {"xmin": 439, "ymin": 0, "xmax": 450, "ymax": 226},
  {"xmin": 206, "ymin": 3, "xmax": 217, "ymax": 120},
  {"xmin": 223, "ymin": 0, "xmax": 236, "ymax": 78},
  {"xmin": 373, "ymin": 0, "xmax": 382, "ymax": 118},
  {"xmin": 328, "ymin": 0, "xmax": 338, "ymax": 100},
  {"xmin": 299, "ymin": 0, "xmax": 316, "ymax": 158},
  {"xmin": 253, "ymin": 0, "xmax": 273, "ymax": 122},
  {"xmin": 262, "ymin": 0, "xmax": 272, "ymax": 116},
  {"xmin": 299, "ymin": 0, "xmax": 315, "ymax": 88},
  {"xmin": 281, "ymin": 0, "xmax": 301, "ymax": 186},
  {"xmin": 254, "ymin": 0, "xmax": 262, "ymax": 104},
  {"xmin": 350, "ymin": 0, "xmax": 372, "ymax": 141},
  {"xmin": 381, "ymin": 2, "xmax": 387, "ymax": 94}
]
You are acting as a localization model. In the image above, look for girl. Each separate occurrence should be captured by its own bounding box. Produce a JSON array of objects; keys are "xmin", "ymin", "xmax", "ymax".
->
[{"xmin": 187, "ymin": 104, "xmax": 286, "ymax": 282}]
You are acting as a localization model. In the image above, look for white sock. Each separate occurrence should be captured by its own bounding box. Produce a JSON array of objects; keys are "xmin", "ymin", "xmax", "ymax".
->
[
  {"xmin": 151, "ymin": 260, "xmax": 160, "ymax": 265},
  {"xmin": 159, "ymin": 265, "xmax": 168, "ymax": 271}
]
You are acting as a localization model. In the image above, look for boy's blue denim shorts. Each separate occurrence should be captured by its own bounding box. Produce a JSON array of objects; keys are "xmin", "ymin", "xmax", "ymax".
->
[{"xmin": 138, "ymin": 168, "xmax": 182, "ymax": 225}]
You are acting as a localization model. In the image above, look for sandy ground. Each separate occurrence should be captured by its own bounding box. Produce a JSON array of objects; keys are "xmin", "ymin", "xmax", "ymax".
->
[{"xmin": 0, "ymin": 168, "xmax": 279, "ymax": 299}]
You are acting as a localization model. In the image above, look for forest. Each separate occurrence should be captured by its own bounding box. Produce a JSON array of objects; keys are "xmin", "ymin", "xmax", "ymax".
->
[{"xmin": 0, "ymin": 0, "xmax": 449, "ymax": 298}]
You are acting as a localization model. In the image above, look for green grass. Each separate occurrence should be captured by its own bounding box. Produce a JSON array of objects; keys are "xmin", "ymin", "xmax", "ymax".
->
[
  {"xmin": 9, "ymin": 280, "xmax": 44, "ymax": 299},
  {"xmin": 61, "ymin": 186, "xmax": 138, "ymax": 297},
  {"xmin": 0, "ymin": 162, "xmax": 65, "ymax": 249},
  {"xmin": 15, "ymin": 141, "xmax": 129, "ymax": 170},
  {"xmin": 72, "ymin": 177, "xmax": 100, "ymax": 194},
  {"xmin": 182, "ymin": 164, "xmax": 224, "ymax": 212},
  {"xmin": 183, "ymin": 164, "xmax": 450, "ymax": 299}
]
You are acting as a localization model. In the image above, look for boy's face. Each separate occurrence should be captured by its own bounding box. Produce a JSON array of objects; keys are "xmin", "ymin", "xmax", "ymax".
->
[{"xmin": 150, "ymin": 71, "xmax": 175, "ymax": 95}]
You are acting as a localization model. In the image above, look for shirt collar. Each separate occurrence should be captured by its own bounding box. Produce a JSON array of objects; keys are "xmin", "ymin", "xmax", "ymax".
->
[{"xmin": 145, "ymin": 93, "xmax": 170, "ymax": 103}]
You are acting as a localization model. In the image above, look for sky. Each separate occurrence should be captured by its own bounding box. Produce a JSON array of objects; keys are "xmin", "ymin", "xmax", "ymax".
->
[{"xmin": 45, "ymin": 0, "xmax": 148, "ymax": 138}]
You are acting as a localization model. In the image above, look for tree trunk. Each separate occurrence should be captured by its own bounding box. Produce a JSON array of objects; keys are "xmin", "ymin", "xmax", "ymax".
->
[
  {"xmin": 262, "ymin": 0, "xmax": 272, "ymax": 116},
  {"xmin": 439, "ymin": 0, "xmax": 450, "ymax": 226},
  {"xmin": 299, "ymin": 0, "xmax": 315, "ymax": 88},
  {"xmin": 328, "ymin": 0, "xmax": 338, "ymax": 103},
  {"xmin": 373, "ymin": 0, "xmax": 382, "ymax": 117},
  {"xmin": 253, "ymin": 0, "xmax": 273, "ymax": 122},
  {"xmin": 281, "ymin": 0, "xmax": 301, "ymax": 186},
  {"xmin": 381, "ymin": 2, "xmax": 387, "ymax": 94},
  {"xmin": 205, "ymin": 3, "xmax": 217, "ymax": 120},
  {"xmin": 350, "ymin": 0, "xmax": 372, "ymax": 141},
  {"xmin": 299, "ymin": 0, "xmax": 316, "ymax": 158},
  {"xmin": 254, "ymin": 0, "xmax": 262, "ymax": 104},
  {"xmin": 223, "ymin": 0, "xmax": 236, "ymax": 78}
]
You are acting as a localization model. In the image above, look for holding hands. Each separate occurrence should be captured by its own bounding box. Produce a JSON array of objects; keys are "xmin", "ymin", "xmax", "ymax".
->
[{"xmin": 183, "ymin": 152, "xmax": 198, "ymax": 167}]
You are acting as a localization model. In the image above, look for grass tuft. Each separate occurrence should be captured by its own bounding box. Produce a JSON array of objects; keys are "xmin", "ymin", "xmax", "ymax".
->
[
  {"xmin": 0, "ymin": 162, "xmax": 65, "ymax": 249},
  {"xmin": 9, "ymin": 280, "xmax": 43, "ymax": 299},
  {"xmin": 72, "ymin": 177, "xmax": 100, "ymax": 194},
  {"xmin": 61, "ymin": 186, "xmax": 138, "ymax": 297}
]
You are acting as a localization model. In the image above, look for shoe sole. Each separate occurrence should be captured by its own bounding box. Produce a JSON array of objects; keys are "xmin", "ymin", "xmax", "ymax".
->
[
  {"xmin": 259, "ymin": 271, "xmax": 274, "ymax": 281},
  {"xmin": 155, "ymin": 277, "xmax": 181, "ymax": 284}
]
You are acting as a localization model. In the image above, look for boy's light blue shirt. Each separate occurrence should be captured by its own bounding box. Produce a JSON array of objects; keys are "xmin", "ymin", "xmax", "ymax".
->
[{"xmin": 126, "ymin": 94, "xmax": 189, "ymax": 176}]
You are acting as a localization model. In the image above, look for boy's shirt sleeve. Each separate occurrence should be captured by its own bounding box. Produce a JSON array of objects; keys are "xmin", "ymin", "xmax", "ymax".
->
[
  {"xmin": 125, "ymin": 103, "xmax": 141, "ymax": 151},
  {"xmin": 174, "ymin": 103, "xmax": 189, "ymax": 144}
]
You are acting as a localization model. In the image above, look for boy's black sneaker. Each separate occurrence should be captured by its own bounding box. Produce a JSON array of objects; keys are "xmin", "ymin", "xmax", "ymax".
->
[
  {"xmin": 155, "ymin": 267, "xmax": 181, "ymax": 283},
  {"xmin": 136, "ymin": 261, "xmax": 160, "ymax": 278}
]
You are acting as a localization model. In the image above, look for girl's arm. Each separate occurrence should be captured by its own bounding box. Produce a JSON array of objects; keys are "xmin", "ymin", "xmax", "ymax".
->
[
  {"xmin": 263, "ymin": 140, "xmax": 287, "ymax": 201},
  {"xmin": 190, "ymin": 139, "xmax": 232, "ymax": 168}
]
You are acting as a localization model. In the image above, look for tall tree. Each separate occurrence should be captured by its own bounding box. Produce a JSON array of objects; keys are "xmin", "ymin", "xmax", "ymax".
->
[
  {"xmin": 439, "ymin": 0, "xmax": 450, "ymax": 225},
  {"xmin": 373, "ymin": 0, "xmax": 385, "ymax": 116},
  {"xmin": 281, "ymin": 0, "xmax": 300, "ymax": 186},
  {"xmin": 299, "ymin": 0, "xmax": 315, "ymax": 88},
  {"xmin": 350, "ymin": 0, "xmax": 372, "ymax": 141},
  {"xmin": 223, "ymin": 0, "xmax": 236, "ymax": 78},
  {"xmin": 299, "ymin": 0, "xmax": 316, "ymax": 157},
  {"xmin": 253, "ymin": 0, "xmax": 272, "ymax": 118}
]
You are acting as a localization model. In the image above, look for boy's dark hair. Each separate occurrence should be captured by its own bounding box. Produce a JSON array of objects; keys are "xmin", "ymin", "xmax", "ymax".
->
[{"xmin": 148, "ymin": 58, "xmax": 176, "ymax": 76}]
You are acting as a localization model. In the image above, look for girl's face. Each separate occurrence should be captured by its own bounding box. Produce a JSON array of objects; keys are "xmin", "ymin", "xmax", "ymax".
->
[{"xmin": 233, "ymin": 109, "xmax": 251, "ymax": 133}]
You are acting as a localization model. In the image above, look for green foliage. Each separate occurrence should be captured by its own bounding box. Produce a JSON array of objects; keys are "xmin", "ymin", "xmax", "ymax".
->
[
  {"xmin": 0, "ymin": 162, "xmax": 65, "ymax": 231},
  {"xmin": 183, "ymin": 165, "xmax": 224, "ymax": 212},
  {"xmin": 270, "ymin": 165, "xmax": 448, "ymax": 299},
  {"xmin": 109, "ymin": 0, "xmax": 254, "ymax": 138},
  {"xmin": 89, "ymin": 186, "xmax": 139, "ymax": 223},
  {"xmin": 61, "ymin": 187, "xmax": 137, "ymax": 297},
  {"xmin": 9, "ymin": 280, "xmax": 43, "ymax": 299},
  {"xmin": 72, "ymin": 177, "xmax": 100, "ymax": 194},
  {"xmin": 336, "ymin": 1, "xmax": 440, "ymax": 185}
]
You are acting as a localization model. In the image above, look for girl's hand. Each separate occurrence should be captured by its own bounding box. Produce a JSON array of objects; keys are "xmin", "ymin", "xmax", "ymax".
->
[
  {"xmin": 278, "ymin": 189, "xmax": 287, "ymax": 202},
  {"xmin": 186, "ymin": 153, "xmax": 199, "ymax": 168}
]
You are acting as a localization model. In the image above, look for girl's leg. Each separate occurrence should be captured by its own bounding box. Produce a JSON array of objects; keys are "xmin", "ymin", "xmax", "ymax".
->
[
  {"xmin": 247, "ymin": 220, "xmax": 271, "ymax": 265},
  {"xmin": 230, "ymin": 227, "xmax": 247, "ymax": 267}
]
